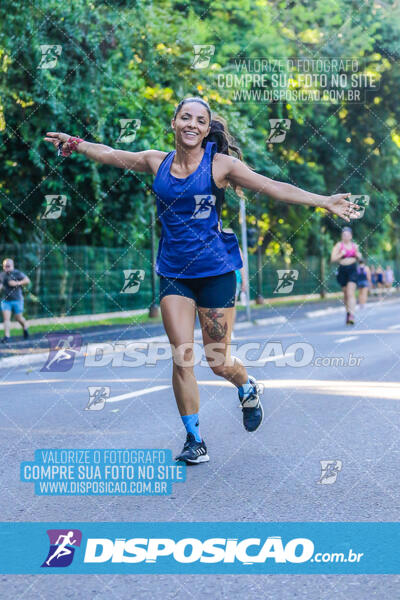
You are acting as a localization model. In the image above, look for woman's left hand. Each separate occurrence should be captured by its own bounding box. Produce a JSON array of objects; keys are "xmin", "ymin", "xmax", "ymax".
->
[{"xmin": 325, "ymin": 193, "xmax": 361, "ymax": 222}]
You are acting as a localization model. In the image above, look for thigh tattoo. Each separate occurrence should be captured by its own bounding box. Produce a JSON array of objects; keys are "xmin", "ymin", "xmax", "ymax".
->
[{"xmin": 203, "ymin": 309, "xmax": 228, "ymax": 342}]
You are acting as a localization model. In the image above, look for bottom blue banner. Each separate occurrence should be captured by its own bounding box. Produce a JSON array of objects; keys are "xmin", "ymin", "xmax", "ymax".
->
[{"xmin": 0, "ymin": 522, "xmax": 398, "ymax": 574}]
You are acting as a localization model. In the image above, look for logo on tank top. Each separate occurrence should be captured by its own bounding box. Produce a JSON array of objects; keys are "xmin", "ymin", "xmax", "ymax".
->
[{"xmin": 192, "ymin": 194, "xmax": 216, "ymax": 219}]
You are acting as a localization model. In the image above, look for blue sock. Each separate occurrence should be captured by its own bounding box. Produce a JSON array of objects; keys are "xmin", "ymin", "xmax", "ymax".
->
[
  {"xmin": 181, "ymin": 413, "xmax": 201, "ymax": 442},
  {"xmin": 237, "ymin": 378, "xmax": 254, "ymax": 400}
]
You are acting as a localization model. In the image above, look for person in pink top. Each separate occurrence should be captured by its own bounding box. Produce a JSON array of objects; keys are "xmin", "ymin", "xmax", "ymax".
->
[{"xmin": 331, "ymin": 227, "xmax": 362, "ymax": 325}]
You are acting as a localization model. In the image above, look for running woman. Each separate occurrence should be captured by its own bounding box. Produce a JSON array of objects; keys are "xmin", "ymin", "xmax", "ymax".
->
[
  {"xmin": 331, "ymin": 227, "xmax": 362, "ymax": 325},
  {"xmin": 44, "ymin": 97, "xmax": 360, "ymax": 464},
  {"xmin": 356, "ymin": 259, "xmax": 371, "ymax": 309},
  {"xmin": 376, "ymin": 265, "xmax": 385, "ymax": 297},
  {"xmin": 384, "ymin": 265, "xmax": 394, "ymax": 290},
  {"xmin": 0, "ymin": 258, "xmax": 30, "ymax": 343}
]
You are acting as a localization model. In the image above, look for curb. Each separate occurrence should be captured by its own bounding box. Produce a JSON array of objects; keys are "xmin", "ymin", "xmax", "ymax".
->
[{"xmin": 1, "ymin": 298, "xmax": 398, "ymax": 370}]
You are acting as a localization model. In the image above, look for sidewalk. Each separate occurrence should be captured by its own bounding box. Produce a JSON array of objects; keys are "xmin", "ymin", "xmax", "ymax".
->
[
  {"xmin": 0, "ymin": 292, "xmax": 343, "ymax": 332},
  {"xmin": 1, "ymin": 291, "xmax": 397, "ymax": 368}
]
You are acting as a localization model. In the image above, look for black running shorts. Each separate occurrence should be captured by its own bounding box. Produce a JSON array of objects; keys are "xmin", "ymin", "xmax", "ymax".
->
[
  {"xmin": 159, "ymin": 270, "xmax": 236, "ymax": 308},
  {"xmin": 336, "ymin": 263, "xmax": 358, "ymax": 287}
]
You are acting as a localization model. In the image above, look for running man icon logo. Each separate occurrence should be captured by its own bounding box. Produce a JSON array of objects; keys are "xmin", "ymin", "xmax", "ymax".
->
[
  {"xmin": 274, "ymin": 270, "xmax": 299, "ymax": 294},
  {"xmin": 120, "ymin": 269, "xmax": 145, "ymax": 294},
  {"xmin": 85, "ymin": 386, "xmax": 111, "ymax": 410},
  {"xmin": 38, "ymin": 45, "xmax": 62, "ymax": 69},
  {"xmin": 192, "ymin": 195, "xmax": 216, "ymax": 219},
  {"xmin": 41, "ymin": 332, "xmax": 82, "ymax": 372},
  {"xmin": 192, "ymin": 45, "xmax": 215, "ymax": 69},
  {"xmin": 117, "ymin": 119, "xmax": 141, "ymax": 143},
  {"xmin": 318, "ymin": 460, "xmax": 343, "ymax": 485},
  {"xmin": 267, "ymin": 119, "xmax": 291, "ymax": 143},
  {"xmin": 42, "ymin": 195, "xmax": 67, "ymax": 219},
  {"xmin": 41, "ymin": 529, "xmax": 82, "ymax": 568},
  {"xmin": 349, "ymin": 194, "xmax": 370, "ymax": 219}
]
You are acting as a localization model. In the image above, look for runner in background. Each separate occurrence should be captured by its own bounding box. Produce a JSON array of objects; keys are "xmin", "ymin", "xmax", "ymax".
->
[
  {"xmin": 0, "ymin": 258, "xmax": 30, "ymax": 343},
  {"xmin": 356, "ymin": 259, "xmax": 371, "ymax": 309},
  {"xmin": 331, "ymin": 227, "xmax": 362, "ymax": 325},
  {"xmin": 376, "ymin": 265, "xmax": 385, "ymax": 297},
  {"xmin": 370, "ymin": 265, "xmax": 377, "ymax": 294},
  {"xmin": 385, "ymin": 265, "xmax": 394, "ymax": 292}
]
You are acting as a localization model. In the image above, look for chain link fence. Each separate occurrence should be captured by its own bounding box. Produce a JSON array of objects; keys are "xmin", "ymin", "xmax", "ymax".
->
[{"xmin": 0, "ymin": 243, "xmax": 397, "ymax": 319}]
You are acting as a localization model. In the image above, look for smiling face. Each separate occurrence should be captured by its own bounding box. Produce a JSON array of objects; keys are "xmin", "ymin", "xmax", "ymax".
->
[{"xmin": 172, "ymin": 101, "xmax": 211, "ymax": 149}]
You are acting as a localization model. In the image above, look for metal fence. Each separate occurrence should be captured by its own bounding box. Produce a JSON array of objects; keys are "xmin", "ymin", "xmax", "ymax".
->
[{"xmin": 0, "ymin": 243, "xmax": 397, "ymax": 319}]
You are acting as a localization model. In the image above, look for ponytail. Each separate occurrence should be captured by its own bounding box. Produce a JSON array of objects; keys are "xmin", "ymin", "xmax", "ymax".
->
[{"xmin": 202, "ymin": 115, "xmax": 245, "ymax": 197}]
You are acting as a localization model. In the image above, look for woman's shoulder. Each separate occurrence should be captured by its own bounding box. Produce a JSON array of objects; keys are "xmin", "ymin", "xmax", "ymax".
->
[{"xmin": 147, "ymin": 150, "xmax": 172, "ymax": 177}]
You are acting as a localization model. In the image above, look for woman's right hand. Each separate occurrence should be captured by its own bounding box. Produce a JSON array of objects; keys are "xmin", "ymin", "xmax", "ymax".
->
[{"xmin": 43, "ymin": 132, "xmax": 70, "ymax": 153}]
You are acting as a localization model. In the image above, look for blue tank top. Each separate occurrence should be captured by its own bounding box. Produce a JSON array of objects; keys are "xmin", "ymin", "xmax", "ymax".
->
[
  {"xmin": 152, "ymin": 141, "xmax": 243, "ymax": 278},
  {"xmin": 357, "ymin": 265, "xmax": 368, "ymax": 283}
]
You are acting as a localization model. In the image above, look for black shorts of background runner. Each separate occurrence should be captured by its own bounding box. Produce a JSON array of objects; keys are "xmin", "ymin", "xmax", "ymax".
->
[
  {"xmin": 336, "ymin": 263, "xmax": 358, "ymax": 287},
  {"xmin": 159, "ymin": 270, "xmax": 236, "ymax": 308}
]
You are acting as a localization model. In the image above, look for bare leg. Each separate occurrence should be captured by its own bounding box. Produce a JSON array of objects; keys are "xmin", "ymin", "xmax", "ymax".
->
[
  {"xmin": 14, "ymin": 313, "xmax": 27, "ymax": 330},
  {"xmin": 358, "ymin": 287, "xmax": 368, "ymax": 307},
  {"xmin": 342, "ymin": 286, "xmax": 348, "ymax": 312},
  {"xmin": 197, "ymin": 305, "xmax": 248, "ymax": 386},
  {"xmin": 2, "ymin": 310, "xmax": 11, "ymax": 337},
  {"xmin": 160, "ymin": 295, "xmax": 199, "ymax": 416},
  {"xmin": 346, "ymin": 282, "xmax": 357, "ymax": 314}
]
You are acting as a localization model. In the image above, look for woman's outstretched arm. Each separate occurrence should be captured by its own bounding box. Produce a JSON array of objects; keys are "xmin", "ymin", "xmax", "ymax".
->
[
  {"xmin": 43, "ymin": 132, "xmax": 166, "ymax": 173},
  {"xmin": 220, "ymin": 155, "xmax": 360, "ymax": 222}
]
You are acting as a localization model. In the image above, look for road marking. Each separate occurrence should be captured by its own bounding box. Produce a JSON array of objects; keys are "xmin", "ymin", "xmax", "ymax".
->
[
  {"xmin": 388, "ymin": 324, "xmax": 400, "ymax": 330},
  {"xmin": 106, "ymin": 385, "xmax": 170, "ymax": 403},
  {"xmin": 198, "ymin": 379, "xmax": 400, "ymax": 400},
  {"xmin": 306, "ymin": 307, "xmax": 344, "ymax": 318},
  {"xmin": 335, "ymin": 336, "xmax": 358, "ymax": 343},
  {"xmin": 254, "ymin": 316, "xmax": 288, "ymax": 326}
]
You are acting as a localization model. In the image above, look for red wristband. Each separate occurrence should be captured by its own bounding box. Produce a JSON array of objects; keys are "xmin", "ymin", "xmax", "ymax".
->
[{"xmin": 60, "ymin": 137, "xmax": 84, "ymax": 157}]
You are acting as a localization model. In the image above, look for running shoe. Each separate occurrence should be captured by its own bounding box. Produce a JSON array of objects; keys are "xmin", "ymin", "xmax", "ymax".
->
[
  {"xmin": 175, "ymin": 433, "xmax": 210, "ymax": 464},
  {"xmin": 346, "ymin": 313, "xmax": 355, "ymax": 325},
  {"xmin": 239, "ymin": 375, "xmax": 264, "ymax": 432},
  {"xmin": 0, "ymin": 336, "xmax": 10, "ymax": 344},
  {"xmin": 23, "ymin": 329, "xmax": 29, "ymax": 339}
]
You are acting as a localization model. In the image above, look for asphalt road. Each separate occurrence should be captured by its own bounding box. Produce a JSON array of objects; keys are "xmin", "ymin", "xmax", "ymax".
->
[{"xmin": 1, "ymin": 297, "xmax": 400, "ymax": 598}]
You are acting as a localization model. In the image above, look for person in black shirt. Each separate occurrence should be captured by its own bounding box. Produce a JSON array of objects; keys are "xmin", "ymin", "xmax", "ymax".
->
[{"xmin": 0, "ymin": 258, "xmax": 30, "ymax": 343}]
